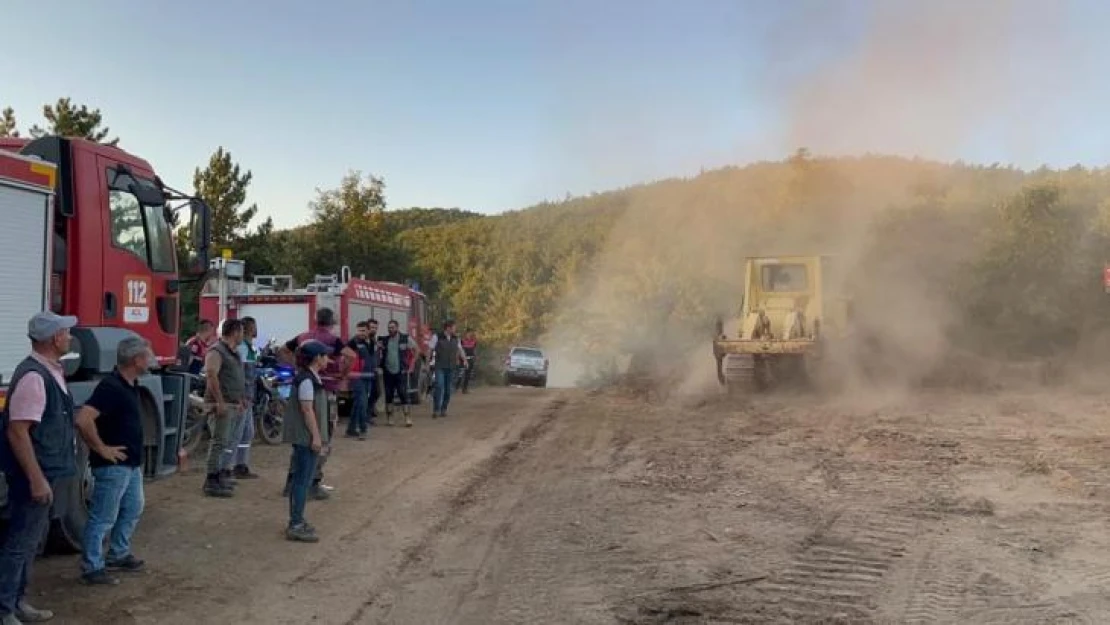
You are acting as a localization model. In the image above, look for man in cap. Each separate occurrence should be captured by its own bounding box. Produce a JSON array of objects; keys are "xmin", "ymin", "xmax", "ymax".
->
[
  {"xmin": 0, "ymin": 311, "xmax": 79, "ymax": 624},
  {"xmin": 74, "ymin": 336, "xmax": 153, "ymax": 586}
]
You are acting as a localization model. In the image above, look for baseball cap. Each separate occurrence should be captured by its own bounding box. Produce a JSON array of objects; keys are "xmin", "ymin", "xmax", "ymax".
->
[
  {"xmin": 297, "ymin": 339, "xmax": 331, "ymax": 359},
  {"xmin": 28, "ymin": 311, "xmax": 78, "ymax": 342}
]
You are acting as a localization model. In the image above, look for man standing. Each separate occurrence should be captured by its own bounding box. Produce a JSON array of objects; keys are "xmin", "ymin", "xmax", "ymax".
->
[
  {"xmin": 365, "ymin": 319, "xmax": 382, "ymax": 426},
  {"xmin": 183, "ymin": 319, "xmax": 215, "ymax": 375},
  {"xmin": 0, "ymin": 311, "xmax": 78, "ymax": 624},
  {"xmin": 202, "ymin": 319, "xmax": 246, "ymax": 498},
  {"xmin": 282, "ymin": 308, "xmax": 355, "ymax": 499},
  {"xmin": 427, "ymin": 320, "xmax": 468, "ymax": 419},
  {"xmin": 379, "ymin": 320, "xmax": 415, "ymax": 427},
  {"xmin": 75, "ymin": 336, "xmax": 152, "ymax": 586},
  {"xmin": 459, "ymin": 329, "xmax": 478, "ymax": 394},
  {"xmin": 284, "ymin": 340, "xmax": 331, "ymax": 543},
  {"xmin": 345, "ymin": 321, "xmax": 376, "ymax": 440},
  {"xmin": 227, "ymin": 317, "xmax": 260, "ymax": 480}
]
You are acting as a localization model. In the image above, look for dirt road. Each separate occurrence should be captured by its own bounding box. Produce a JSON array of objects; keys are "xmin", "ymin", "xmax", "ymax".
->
[{"xmin": 29, "ymin": 385, "xmax": 1110, "ymax": 624}]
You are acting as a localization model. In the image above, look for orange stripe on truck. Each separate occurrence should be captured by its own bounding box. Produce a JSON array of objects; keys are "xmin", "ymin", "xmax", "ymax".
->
[{"xmin": 29, "ymin": 162, "xmax": 56, "ymax": 188}]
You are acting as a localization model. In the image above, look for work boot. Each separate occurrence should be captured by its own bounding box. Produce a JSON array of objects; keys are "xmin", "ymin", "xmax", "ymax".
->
[
  {"xmin": 203, "ymin": 474, "xmax": 233, "ymax": 498},
  {"xmin": 310, "ymin": 481, "xmax": 331, "ymax": 500},
  {"xmin": 106, "ymin": 554, "xmax": 145, "ymax": 573},
  {"xmin": 232, "ymin": 464, "xmax": 259, "ymax": 479},
  {"xmin": 81, "ymin": 569, "xmax": 120, "ymax": 586},
  {"xmin": 15, "ymin": 599, "xmax": 54, "ymax": 622},
  {"xmin": 286, "ymin": 523, "xmax": 319, "ymax": 543},
  {"xmin": 219, "ymin": 468, "xmax": 238, "ymax": 488}
]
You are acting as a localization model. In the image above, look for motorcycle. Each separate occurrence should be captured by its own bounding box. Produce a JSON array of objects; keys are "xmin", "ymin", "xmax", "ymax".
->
[
  {"xmin": 253, "ymin": 341, "xmax": 293, "ymax": 445},
  {"xmin": 181, "ymin": 371, "xmax": 209, "ymax": 457}
]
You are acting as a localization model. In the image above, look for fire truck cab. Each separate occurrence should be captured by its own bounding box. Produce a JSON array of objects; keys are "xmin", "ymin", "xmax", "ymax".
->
[{"xmin": 0, "ymin": 136, "xmax": 211, "ymax": 552}]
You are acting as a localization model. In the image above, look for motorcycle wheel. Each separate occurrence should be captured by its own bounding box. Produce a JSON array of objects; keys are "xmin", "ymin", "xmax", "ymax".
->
[
  {"xmin": 181, "ymin": 403, "xmax": 208, "ymax": 456},
  {"xmin": 258, "ymin": 396, "xmax": 284, "ymax": 445}
]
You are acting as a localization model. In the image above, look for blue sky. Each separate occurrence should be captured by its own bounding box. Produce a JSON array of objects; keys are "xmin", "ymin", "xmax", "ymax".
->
[{"xmin": 5, "ymin": 0, "xmax": 1109, "ymax": 228}]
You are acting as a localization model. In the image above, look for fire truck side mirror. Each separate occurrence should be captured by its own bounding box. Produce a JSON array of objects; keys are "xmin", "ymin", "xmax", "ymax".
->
[{"xmin": 185, "ymin": 198, "xmax": 212, "ymax": 277}]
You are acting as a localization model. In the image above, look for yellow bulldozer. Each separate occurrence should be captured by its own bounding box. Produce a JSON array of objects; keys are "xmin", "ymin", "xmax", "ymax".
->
[{"xmin": 713, "ymin": 255, "xmax": 852, "ymax": 393}]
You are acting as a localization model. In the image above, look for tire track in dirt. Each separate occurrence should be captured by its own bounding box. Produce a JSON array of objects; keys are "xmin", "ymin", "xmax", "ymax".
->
[
  {"xmin": 744, "ymin": 508, "xmax": 928, "ymax": 623},
  {"xmin": 342, "ymin": 394, "xmax": 569, "ymax": 625}
]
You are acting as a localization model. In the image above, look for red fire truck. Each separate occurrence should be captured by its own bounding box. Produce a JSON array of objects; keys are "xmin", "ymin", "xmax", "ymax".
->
[
  {"xmin": 199, "ymin": 267, "xmax": 433, "ymax": 406},
  {"xmin": 0, "ymin": 137, "xmax": 211, "ymax": 551}
]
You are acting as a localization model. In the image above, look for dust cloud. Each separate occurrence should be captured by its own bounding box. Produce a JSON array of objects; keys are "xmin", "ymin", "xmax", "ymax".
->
[{"xmin": 540, "ymin": 1, "xmax": 1091, "ymax": 399}]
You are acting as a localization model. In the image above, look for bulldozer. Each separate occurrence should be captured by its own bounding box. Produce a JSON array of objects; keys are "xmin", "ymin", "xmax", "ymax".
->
[{"xmin": 713, "ymin": 255, "xmax": 851, "ymax": 394}]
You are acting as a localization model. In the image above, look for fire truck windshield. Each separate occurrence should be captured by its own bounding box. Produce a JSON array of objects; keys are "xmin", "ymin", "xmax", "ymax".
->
[{"xmin": 107, "ymin": 168, "xmax": 176, "ymax": 273}]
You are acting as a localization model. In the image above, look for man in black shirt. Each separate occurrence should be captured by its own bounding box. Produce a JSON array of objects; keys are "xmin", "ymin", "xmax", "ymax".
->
[
  {"xmin": 345, "ymin": 321, "xmax": 377, "ymax": 439},
  {"xmin": 74, "ymin": 336, "xmax": 153, "ymax": 585}
]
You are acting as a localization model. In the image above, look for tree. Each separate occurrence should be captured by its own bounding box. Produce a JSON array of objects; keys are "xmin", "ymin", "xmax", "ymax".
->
[
  {"xmin": 299, "ymin": 171, "xmax": 397, "ymax": 281},
  {"xmin": 29, "ymin": 98, "xmax": 118, "ymax": 145},
  {"xmin": 0, "ymin": 108, "xmax": 18, "ymax": 138},
  {"xmin": 192, "ymin": 147, "xmax": 259, "ymax": 248}
]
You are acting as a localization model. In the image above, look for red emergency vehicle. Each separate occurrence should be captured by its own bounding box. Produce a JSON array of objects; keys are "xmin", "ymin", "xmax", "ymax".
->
[
  {"xmin": 199, "ymin": 268, "xmax": 433, "ymax": 403},
  {"xmin": 0, "ymin": 136, "xmax": 211, "ymax": 551}
]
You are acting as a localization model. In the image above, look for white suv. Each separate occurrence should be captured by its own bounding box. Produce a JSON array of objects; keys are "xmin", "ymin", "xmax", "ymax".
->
[{"xmin": 503, "ymin": 346, "xmax": 549, "ymax": 388}]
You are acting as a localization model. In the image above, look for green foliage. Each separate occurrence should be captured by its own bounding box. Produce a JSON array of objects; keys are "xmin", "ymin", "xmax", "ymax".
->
[
  {"xmin": 193, "ymin": 147, "xmax": 259, "ymax": 248},
  {"xmin": 0, "ymin": 108, "xmax": 17, "ymax": 138},
  {"xmin": 178, "ymin": 147, "xmax": 264, "ymax": 336},
  {"xmin": 28, "ymin": 98, "xmax": 118, "ymax": 146},
  {"xmin": 293, "ymin": 171, "xmax": 398, "ymax": 283}
]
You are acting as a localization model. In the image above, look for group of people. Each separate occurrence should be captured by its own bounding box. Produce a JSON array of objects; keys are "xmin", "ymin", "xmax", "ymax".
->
[
  {"xmin": 0, "ymin": 311, "xmax": 153, "ymax": 624},
  {"xmin": 0, "ymin": 304, "xmax": 478, "ymax": 623},
  {"xmin": 191, "ymin": 307, "xmax": 472, "ymax": 543}
]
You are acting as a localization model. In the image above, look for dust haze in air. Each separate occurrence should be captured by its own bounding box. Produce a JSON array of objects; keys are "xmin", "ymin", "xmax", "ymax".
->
[{"xmin": 540, "ymin": 0, "xmax": 1094, "ymax": 397}]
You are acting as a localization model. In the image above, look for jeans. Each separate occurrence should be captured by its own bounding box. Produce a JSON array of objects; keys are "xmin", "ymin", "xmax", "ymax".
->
[
  {"xmin": 458, "ymin": 357, "xmax": 474, "ymax": 392},
  {"xmin": 222, "ymin": 405, "xmax": 253, "ymax": 469},
  {"xmin": 433, "ymin": 368, "xmax": 455, "ymax": 414},
  {"xmin": 234, "ymin": 405, "xmax": 255, "ymax": 467},
  {"xmin": 383, "ymin": 372, "xmax": 409, "ymax": 408},
  {"xmin": 288, "ymin": 444, "xmax": 318, "ymax": 527},
  {"xmin": 82, "ymin": 465, "xmax": 144, "ymax": 573},
  {"xmin": 369, "ymin": 374, "xmax": 381, "ymax": 418},
  {"xmin": 286, "ymin": 393, "xmax": 335, "ymax": 487},
  {"xmin": 347, "ymin": 378, "xmax": 370, "ymax": 434},
  {"xmin": 206, "ymin": 404, "xmax": 238, "ymax": 475},
  {"xmin": 0, "ymin": 476, "xmax": 53, "ymax": 616}
]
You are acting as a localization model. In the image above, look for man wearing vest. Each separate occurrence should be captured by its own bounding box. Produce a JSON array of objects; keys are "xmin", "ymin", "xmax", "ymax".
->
[
  {"xmin": 345, "ymin": 321, "xmax": 377, "ymax": 440},
  {"xmin": 427, "ymin": 319, "xmax": 468, "ymax": 419},
  {"xmin": 0, "ymin": 311, "xmax": 78, "ymax": 624},
  {"xmin": 378, "ymin": 319, "xmax": 415, "ymax": 427},
  {"xmin": 284, "ymin": 340, "xmax": 332, "ymax": 543},
  {"xmin": 227, "ymin": 316, "xmax": 260, "ymax": 480},
  {"xmin": 202, "ymin": 319, "xmax": 246, "ymax": 498},
  {"xmin": 282, "ymin": 308, "xmax": 355, "ymax": 500}
]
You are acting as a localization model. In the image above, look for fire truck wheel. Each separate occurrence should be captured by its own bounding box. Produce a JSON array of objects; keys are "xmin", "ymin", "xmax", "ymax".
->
[{"xmin": 45, "ymin": 440, "xmax": 91, "ymax": 555}]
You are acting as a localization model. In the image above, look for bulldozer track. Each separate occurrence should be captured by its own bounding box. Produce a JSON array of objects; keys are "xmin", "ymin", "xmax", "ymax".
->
[{"xmin": 744, "ymin": 508, "xmax": 928, "ymax": 623}]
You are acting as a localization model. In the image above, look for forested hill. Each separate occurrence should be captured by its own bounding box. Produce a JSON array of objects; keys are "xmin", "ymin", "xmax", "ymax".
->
[{"xmin": 361, "ymin": 151, "xmax": 1110, "ymax": 379}]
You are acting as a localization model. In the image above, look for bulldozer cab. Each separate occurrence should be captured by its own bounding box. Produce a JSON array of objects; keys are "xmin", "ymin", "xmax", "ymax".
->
[{"xmin": 733, "ymin": 255, "xmax": 850, "ymax": 341}]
